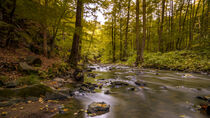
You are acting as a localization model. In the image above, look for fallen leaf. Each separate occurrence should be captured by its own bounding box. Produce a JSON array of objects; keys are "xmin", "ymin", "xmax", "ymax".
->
[
  {"xmin": 39, "ymin": 98, "xmax": 44, "ymax": 103},
  {"xmin": 27, "ymin": 101, "xmax": 32, "ymax": 104},
  {"xmin": 179, "ymin": 115, "xmax": 185, "ymax": 117},
  {"xmin": 1, "ymin": 112, "xmax": 7, "ymax": 116},
  {"xmin": 20, "ymin": 107, "xmax": 24, "ymax": 110},
  {"xmin": 63, "ymin": 108, "xmax": 68, "ymax": 112}
]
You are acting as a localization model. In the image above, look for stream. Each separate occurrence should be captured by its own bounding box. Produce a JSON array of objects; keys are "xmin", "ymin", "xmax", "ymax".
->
[{"xmin": 75, "ymin": 64, "xmax": 210, "ymax": 118}]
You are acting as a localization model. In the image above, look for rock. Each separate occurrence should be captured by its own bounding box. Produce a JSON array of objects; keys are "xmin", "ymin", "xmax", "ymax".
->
[
  {"xmin": 128, "ymin": 87, "xmax": 135, "ymax": 91},
  {"xmin": 5, "ymin": 81, "xmax": 18, "ymax": 88},
  {"xmin": 111, "ymin": 81, "xmax": 129, "ymax": 88},
  {"xmin": 19, "ymin": 62, "xmax": 37, "ymax": 73},
  {"xmin": 25, "ymin": 56, "xmax": 42, "ymax": 67},
  {"xmin": 207, "ymin": 106, "xmax": 210, "ymax": 115},
  {"xmin": 197, "ymin": 96, "xmax": 210, "ymax": 102},
  {"xmin": 73, "ymin": 69, "xmax": 84, "ymax": 82},
  {"xmin": 104, "ymin": 90, "xmax": 111, "ymax": 94},
  {"xmin": 135, "ymin": 81, "xmax": 146, "ymax": 86},
  {"xmin": 182, "ymin": 74, "xmax": 194, "ymax": 78},
  {"xmin": 44, "ymin": 92, "xmax": 68, "ymax": 101},
  {"xmin": 87, "ymin": 102, "xmax": 110, "ymax": 116},
  {"xmin": 0, "ymin": 80, "xmax": 4, "ymax": 87},
  {"xmin": 87, "ymin": 73, "xmax": 96, "ymax": 78}
]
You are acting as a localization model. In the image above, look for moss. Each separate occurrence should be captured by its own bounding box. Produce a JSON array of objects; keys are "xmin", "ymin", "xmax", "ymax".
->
[
  {"xmin": 53, "ymin": 99, "xmax": 83, "ymax": 118},
  {"xmin": 17, "ymin": 74, "xmax": 41, "ymax": 86},
  {"xmin": 0, "ymin": 84, "xmax": 52, "ymax": 98},
  {"xmin": 123, "ymin": 50, "xmax": 210, "ymax": 73}
]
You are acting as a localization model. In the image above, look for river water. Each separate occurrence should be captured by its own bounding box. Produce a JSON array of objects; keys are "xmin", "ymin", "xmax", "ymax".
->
[{"xmin": 76, "ymin": 65, "xmax": 210, "ymax": 118}]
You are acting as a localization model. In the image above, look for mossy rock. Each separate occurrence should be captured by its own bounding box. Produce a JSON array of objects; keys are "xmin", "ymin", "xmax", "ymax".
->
[{"xmin": 0, "ymin": 84, "xmax": 52, "ymax": 98}]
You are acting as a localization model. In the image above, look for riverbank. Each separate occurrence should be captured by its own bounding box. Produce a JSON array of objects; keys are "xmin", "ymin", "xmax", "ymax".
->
[{"xmin": 119, "ymin": 50, "xmax": 210, "ymax": 74}]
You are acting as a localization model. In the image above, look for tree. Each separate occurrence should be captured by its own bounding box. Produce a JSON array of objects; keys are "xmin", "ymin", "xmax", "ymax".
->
[
  {"xmin": 135, "ymin": 0, "xmax": 140, "ymax": 66},
  {"xmin": 140, "ymin": 0, "xmax": 146, "ymax": 62},
  {"xmin": 68, "ymin": 0, "xmax": 83, "ymax": 67}
]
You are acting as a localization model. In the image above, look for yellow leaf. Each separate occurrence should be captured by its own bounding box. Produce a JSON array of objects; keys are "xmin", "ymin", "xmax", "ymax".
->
[
  {"xmin": 63, "ymin": 108, "xmax": 68, "ymax": 112},
  {"xmin": 39, "ymin": 98, "xmax": 44, "ymax": 103},
  {"xmin": 179, "ymin": 115, "xmax": 185, "ymax": 118},
  {"xmin": 20, "ymin": 107, "xmax": 24, "ymax": 110},
  {"xmin": 1, "ymin": 112, "xmax": 7, "ymax": 116},
  {"xmin": 27, "ymin": 101, "xmax": 32, "ymax": 104}
]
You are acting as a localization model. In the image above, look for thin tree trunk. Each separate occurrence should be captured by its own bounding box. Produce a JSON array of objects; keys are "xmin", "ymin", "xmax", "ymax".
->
[
  {"xmin": 68, "ymin": 0, "xmax": 83, "ymax": 67},
  {"xmin": 124, "ymin": 0, "xmax": 131, "ymax": 60},
  {"xmin": 135, "ymin": 0, "xmax": 140, "ymax": 66},
  {"xmin": 158, "ymin": 0, "xmax": 166, "ymax": 52},
  {"xmin": 119, "ymin": 1, "xmax": 123, "ymax": 61},
  {"xmin": 140, "ymin": 0, "xmax": 146, "ymax": 62}
]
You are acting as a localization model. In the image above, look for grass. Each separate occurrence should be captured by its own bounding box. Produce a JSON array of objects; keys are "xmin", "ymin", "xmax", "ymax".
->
[{"xmin": 121, "ymin": 50, "xmax": 210, "ymax": 73}]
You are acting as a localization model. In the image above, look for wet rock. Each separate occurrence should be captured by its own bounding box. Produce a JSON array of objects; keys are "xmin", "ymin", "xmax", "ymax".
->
[
  {"xmin": 128, "ymin": 87, "xmax": 136, "ymax": 91},
  {"xmin": 0, "ymin": 80, "xmax": 4, "ymax": 87},
  {"xmin": 87, "ymin": 102, "xmax": 110, "ymax": 116},
  {"xmin": 73, "ymin": 69, "xmax": 84, "ymax": 82},
  {"xmin": 25, "ymin": 56, "xmax": 42, "ymax": 67},
  {"xmin": 182, "ymin": 74, "xmax": 194, "ymax": 78},
  {"xmin": 207, "ymin": 106, "xmax": 210, "ymax": 115},
  {"xmin": 5, "ymin": 81, "xmax": 18, "ymax": 88},
  {"xmin": 78, "ymin": 83, "xmax": 98, "ymax": 93},
  {"xmin": 197, "ymin": 96, "xmax": 210, "ymax": 102},
  {"xmin": 160, "ymin": 86, "xmax": 167, "ymax": 89},
  {"xmin": 111, "ymin": 81, "xmax": 129, "ymax": 88},
  {"xmin": 19, "ymin": 62, "xmax": 37, "ymax": 73},
  {"xmin": 44, "ymin": 92, "xmax": 68, "ymax": 101},
  {"xmin": 104, "ymin": 90, "xmax": 111, "ymax": 94},
  {"xmin": 135, "ymin": 81, "xmax": 146, "ymax": 86},
  {"xmin": 87, "ymin": 73, "xmax": 96, "ymax": 78}
]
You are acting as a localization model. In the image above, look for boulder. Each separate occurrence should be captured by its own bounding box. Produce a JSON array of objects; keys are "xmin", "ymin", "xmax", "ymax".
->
[
  {"xmin": 5, "ymin": 81, "xmax": 18, "ymax": 88},
  {"xmin": 0, "ymin": 80, "xmax": 4, "ymax": 87},
  {"xmin": 111, "ymin": 81, "xmax": 129, "ymax": 88},
  {"xmin": 87, "ymin": 102, "xmax": 110, "ymax": 116},
  {"xmin": 135, "ymin": 81, "xmax": 146, "ymax": 86},
  {"xmin": 44, "ymin": 92, "xmax": 69, "ymax": 101},
  {"xmin": 73, "ymin": 69, "xmax": 84, "ymax": 82},
  {"xmin": 19, "ymin": 62, "xmax": 37, "ymax": 73},
  {"xmin": 25, "ymin": 56, "xmax": 42, "ymax": 67}
]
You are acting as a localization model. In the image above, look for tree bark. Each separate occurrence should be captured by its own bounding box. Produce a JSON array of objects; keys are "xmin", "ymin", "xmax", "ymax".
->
[
  {"xmin": 68, "ymin": 0, "xmax": 83, "ymax": 67},
  {"xmin": 158, "ymin": 0, "xmax": 166, "ymax": 52},
  {"xmin": 140, "ymin": 0, "xmax": 146, "ymax": 62},
  {"xmin": 135, "ymin": 0, "xmax": 140, "ymax": 66},
  {"xmin": 123, "ymin": 0, "xmax": 131, "ymax": 60}
]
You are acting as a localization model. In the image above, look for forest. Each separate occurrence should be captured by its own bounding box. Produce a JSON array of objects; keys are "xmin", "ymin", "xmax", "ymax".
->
[{"xmin": 0, "ymin": 0, "xmax": 209, "ymax": 118}]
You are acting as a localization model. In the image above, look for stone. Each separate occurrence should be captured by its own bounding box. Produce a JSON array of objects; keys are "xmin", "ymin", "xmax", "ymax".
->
[
  {"xmin": 44, "ymin": 92, "xmax": 68, "ymax": 101},
  {"xmin": 87, "ymin": 102, "xmax": 110, "ymax": 116},
  {"xmin": 26, "ymin": 56, "xmax": 42, "ymax": 67},
  {"xmin": 104, "ymin": 90, "xmax": 111, "ymax": 94},
  {"xmin": 87, "ymin": 73, "xmax": 96, "ymax": 78},
  {"xmin": 73, "ymin": 69, "xmax": 84, "ymax": 82},
  {"xmin": 128, "ymin": 87, "xmax": 135, "ymax": 91},
  {"xmin": 5, "ymin": 81, "xmax": 18, "ymax": 88},
  {"xmin": 19, "ymin": 62, "xmax": 37, "ymax": 73},
  {"xmin": 111, "ymin": 81, "xmax": 129, "ymax": 88},
  {"xmin": 0, "ymin": 80, "xmax": 4, "ymax": 87},
  {"xmin": 135, "ymin": 81, "xmax": 146, "ymax": 86}
]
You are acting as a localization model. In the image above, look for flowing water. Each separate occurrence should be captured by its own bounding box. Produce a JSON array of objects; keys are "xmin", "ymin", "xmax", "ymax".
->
[{"xmin": 76, "ymin": 65, "xmax": 210, "ymax": 118}]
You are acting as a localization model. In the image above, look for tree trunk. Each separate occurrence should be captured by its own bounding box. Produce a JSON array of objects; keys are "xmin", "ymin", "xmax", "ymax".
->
[
  {"xmin": 135, "ymin": 0, "xmax": 140, "ymax": 66},
  {"xmin": 158, "ymin": 0, "xmax": 166, "ymax": 52},
  {"xmin": 68, "ymin": 0, "xmax": 83, "ymax": 67},
  {"xmin": 123, "ymin": 0, "xmax": 131, "ymax": 60},
  {"xmin": 140, "ymin": 0, "xmax": 146, "ymax": 62}
]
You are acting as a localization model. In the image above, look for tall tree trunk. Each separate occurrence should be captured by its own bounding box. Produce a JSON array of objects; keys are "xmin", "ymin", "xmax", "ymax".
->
[
  {"xmin": 140, "ymin": 0, "xmax": 146, "ymax": 62},
  {"xmin": 135, "ymin": 0, "xmax": 140, "ymax": 66},
  {"xmin": 176, "ymin": 0, "xmax": 184, "ymax": 50},
  {"xmin": 5, "ymin": 0, "xmax": 16, "ymax": 47},
  {"xmin": 119, "ymin": 1, "xmax": 123, "ymax": 61},
  {"xmin": 158, "ymin": 0, "xmax": 166, "ymax": 52},
  {"xmin": 68, "ymin": 0, "xmax": 83, "ymax": 67},
  {"xmin": 123, "ymin": 0, "xmax": 131, "ymax": 60},
  {"xmin": 43, "ymin": 0, "xmax": 48, "ymax": 57}
]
